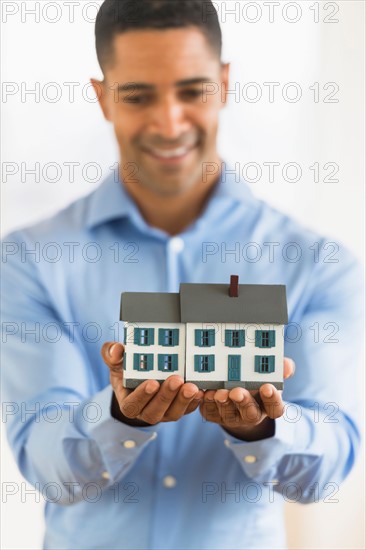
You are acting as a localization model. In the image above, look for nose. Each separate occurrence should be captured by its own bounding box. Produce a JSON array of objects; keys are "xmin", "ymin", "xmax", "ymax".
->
[{"xmin": 148, "ymin": 96, "xmax": 190, "ymax": 141}]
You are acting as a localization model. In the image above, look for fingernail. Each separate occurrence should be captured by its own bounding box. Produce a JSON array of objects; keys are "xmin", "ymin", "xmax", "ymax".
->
[
  {"xmin": 290, "ymin": 358, "xmax": 296, "ymax": 374},
  {"xmin": 109, "ymin": 344, "xmax": 117, "ymax": 357},
  {"xmin": 262, "ymin": 385, "xmax": 273, "ymax": 398},
  {"xmin": 183, "ymin": 388, "xmax": 197, "ymax": 399},
  {"xmin": 169, "ymin": 378, "xmax": 182, "ymax": 391},
  {"xmin": 216, "ymin": 397, "xmax": 229, "ymax": 404},
  {"xmin": 145, "ymin": 382, "xmax": 158, "ymax": 394}
]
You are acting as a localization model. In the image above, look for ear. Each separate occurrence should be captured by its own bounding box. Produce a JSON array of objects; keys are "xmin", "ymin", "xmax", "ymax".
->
[
  {"xmin": 220, "ymin": 63, "xmax": 231, "ymax": 108},
  {"xmin": 90, "ymin": 78, "xmax": 112, "ymax": 121}
]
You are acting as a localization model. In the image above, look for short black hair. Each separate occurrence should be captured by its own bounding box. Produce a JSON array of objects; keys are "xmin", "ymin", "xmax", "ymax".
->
[{"xmin": 95, "ymin": 0, "xmax": 222, "ymax": 73}]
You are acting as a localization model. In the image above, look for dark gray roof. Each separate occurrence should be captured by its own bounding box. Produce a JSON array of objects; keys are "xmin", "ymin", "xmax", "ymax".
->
[
  {"xmin": 121, "ymin": 283, "xmax": 288, "ymax": 324},
  {"xmin": 120, "ymin": 292, "xmax": 180, "ymax": 322},
  {"xmin": 180, "ymin": 284, "xmax": 288, "ymax": 324}
]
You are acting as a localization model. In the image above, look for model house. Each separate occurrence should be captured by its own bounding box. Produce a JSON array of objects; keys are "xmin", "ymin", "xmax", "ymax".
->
[{"xmin": 120, "ymin": 276, "xmax": 288, "ymax": 390}]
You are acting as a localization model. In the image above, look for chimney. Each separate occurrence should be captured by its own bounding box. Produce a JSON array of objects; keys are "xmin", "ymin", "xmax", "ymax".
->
[{"xmin": 229, "ymin": 275, "xmax": 239, "ymax": 297}]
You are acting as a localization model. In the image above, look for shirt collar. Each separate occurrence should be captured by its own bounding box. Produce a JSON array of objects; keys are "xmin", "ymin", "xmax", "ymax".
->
[{"xmin": 86, "ymin": 163, "xmax": 255, "ymax": 230}]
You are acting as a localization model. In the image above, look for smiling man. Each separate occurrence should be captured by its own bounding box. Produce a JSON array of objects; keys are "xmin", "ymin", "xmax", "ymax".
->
[
  {"xmin": 1, "ymin": 1, "xmax": 363, "ymax": 549},
  {"xmin": 91, "ymin": 12, "xmax": 228, "ymax": 234}
]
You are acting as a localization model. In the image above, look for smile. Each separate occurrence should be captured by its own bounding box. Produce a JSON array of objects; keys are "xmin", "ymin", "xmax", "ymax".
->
[{"xmin": 143, "ymin": 144, "xmax": 197, "ymax": 162}]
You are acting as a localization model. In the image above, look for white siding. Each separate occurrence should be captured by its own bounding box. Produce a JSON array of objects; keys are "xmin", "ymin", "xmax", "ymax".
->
[
  {"xmin": 185, "ymin": 323, "xmax": 284, "ymax": 385},
  {"xmin": 123, "ymin": 322, "xmax": 186, "ymax": 383}
]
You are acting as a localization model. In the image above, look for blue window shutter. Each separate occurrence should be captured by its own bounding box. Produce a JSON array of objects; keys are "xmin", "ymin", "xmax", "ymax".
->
[
  {"xmin": 194, "ymin": 355, "xmax": 200, "ymax": 371},
  {"xmin": 134, "ymin": 328, "xmax": 141, "ymax": 345},
  {"xmin": 158, "ymin": 355, "xmax": 164, "ymax": 371},
  {"xmin": 147, "ymin": 355, "xmax": 154, "ymax": 371},
  {"xmin": 254, "ymin": 356, "xmax": 261, "ymax": 373},
  {"xmin": 208, "ymin": 329, "xmax": 215, "ymax": 346},
  {"xmin": 225, "ymin": 330, "xmax": 232, "ymax": 347},
  {"xmin": 158, "ymin": 329, "xmax": 164, "ymax": 345},
  {"xmin": 255, "ymin": 330, "xmax": 262, "ymax": 348},
  {"xmin": 269, "ymin": 331, "xmax": 276, "ymax": 347},
  {"xmin": 239, "ymin": 330, "xmax": 245, "ymax": 347},
  {"xmin": 269, "ymin": 356, "xmax": 275, "ymax": 373},
  {"xmin": 123, "ymin": 326, "xmax": 127, "ymax": 344},
  {"xmin": 148, "ymin": 329, "xmax": 154, "ymax": 345},
  {"xmin": 173, "ymin": 329, "xmax": 179, "ymax": 346},
  {"xmin": 123, "ymin": 353, "xmax": 127, "ymax": 370},
  {"xmin": 172, "ymin": 355, "xmax": 178, "ymax": 371},
  {"xmin": 208, "ymin": 355, "xmax": 215, "ymax": 372},
  {"xmin": 195, "ymin": 330, "xmax": 202, "ymax": 346},
  {"xmin": 133, "ymin": 354, "xmax": 139, "ymax": 370}
]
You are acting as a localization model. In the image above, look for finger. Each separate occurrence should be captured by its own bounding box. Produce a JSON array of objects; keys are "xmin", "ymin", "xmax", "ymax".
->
[
  {"xmin": 119, "ymin": 379, "xmax": 161, "ymax": 418},
  {"xmin": 284, "ymin": 357, "xmax": 296, "ymax": 379},
  {"xmin": 138, "ymin": 375, "xmax": 184, "ymax": 425},
  {"xmin": 213, "ymin": 389, "xmax": 241, "ymax": 428},
  {"xmin": 184, "ymin": 391, "xmax": 204, "ymax": 415},
  {"xmin": 229, "ymin": 387, "xmax": 264, "ymax": 425},
  {"xmin": 259, "ymin": 384, "xmax": 285, "ymax": 419},
  {"xmin": 200, "ymin": 391, "xmax": 222, "ymax": 424},
  {"xmin": 163, "ymin": 383, "xmax": 201, "ymax": 421},
  {"xmin": 101, "ymin": 341, "xmax": 124, "ymax": 371},
  {"xmin": 101, "ymin": 341, "xmax": 125, "ymax": 390}
]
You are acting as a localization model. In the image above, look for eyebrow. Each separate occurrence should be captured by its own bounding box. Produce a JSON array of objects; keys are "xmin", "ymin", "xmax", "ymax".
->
[{"xmin": 116, "ymin": 78, "xmax": 213, "ymax": 92}]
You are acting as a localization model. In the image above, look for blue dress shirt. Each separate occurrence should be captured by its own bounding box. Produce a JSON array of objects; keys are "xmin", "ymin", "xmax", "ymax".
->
[{"xmin": 1, "ymin": 169, "xmax": 363, "ymax": 550}]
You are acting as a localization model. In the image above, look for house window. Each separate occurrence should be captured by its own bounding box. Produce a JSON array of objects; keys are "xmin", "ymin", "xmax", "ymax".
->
[
  {"xmin": 158, "ymin": 354, "xmax": 178, "ymax": 372},
  {"xmin": 158, "ymin": 328, "xmax": 179, "ymax": 346},
  {"xmin": 194, "ymin": 355, "xmax": 215, "ymax": 372},
  {"xmin": 195, "ymin": 329, "xmax": 215, "ymax": 347},
  {"xmin": 134, "ymin": 328, "xmax": 154, "ymax": 346},
  {"xmin": 254, "ymin": 355, "xmax": 275, "ymax": 373},
  {"xmin": 255, "ymin": 330, "xmax": 275, "ymax": 348},
  {"xmin": 225, "ymin": 329, "xmax": 245, "ymax": 347},
  {"xmin": 133, "ymin": 354, "xmax": 154, "ymax": 371}
]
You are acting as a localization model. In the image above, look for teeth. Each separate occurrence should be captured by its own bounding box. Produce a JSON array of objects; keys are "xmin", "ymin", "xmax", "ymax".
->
[{"xmin": 149, "ymin": 146, "xmax": 190, "ymax": 159}]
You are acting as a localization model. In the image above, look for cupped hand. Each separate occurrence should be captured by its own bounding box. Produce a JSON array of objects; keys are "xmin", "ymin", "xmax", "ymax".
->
[
  {"xmin": 101, "ymin": 342, "xmax": 204, "ymax": 426},
  {"xmin": 199, "ymin": 357, "xmax": 296, "ymax": 441}
]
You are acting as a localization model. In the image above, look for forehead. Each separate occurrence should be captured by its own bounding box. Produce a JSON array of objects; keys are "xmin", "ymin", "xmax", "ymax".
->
[{"xmin": 106, "ymin": 27, "xmax": 220, "ymax": 84}]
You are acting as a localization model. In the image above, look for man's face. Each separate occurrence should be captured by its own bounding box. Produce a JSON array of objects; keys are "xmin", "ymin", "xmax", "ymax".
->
[{"xmin": 94, "ymin": 27, "xmax": 229, "ymax": 197}]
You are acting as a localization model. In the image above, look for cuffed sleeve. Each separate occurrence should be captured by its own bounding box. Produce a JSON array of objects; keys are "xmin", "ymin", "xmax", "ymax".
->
[
  {"xmin": 221, "ymin": 243, "xmax": 363, "ymax": 503},
  {"xmin": 1, "ymin": 231, "xmax": 159, "ymax": 505}
]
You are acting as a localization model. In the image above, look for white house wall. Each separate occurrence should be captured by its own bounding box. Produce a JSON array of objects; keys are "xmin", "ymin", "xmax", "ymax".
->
[
  {"xmin": 185, "ymin": 323, "xmax": 284, "ymax": 387},
  {"xmin": 123, "ymin": 321, "xmax": 284, "ymax": 389},
  {"xmin": 123, "ymin": 322, "xmax": 186, "ymax": 387}
]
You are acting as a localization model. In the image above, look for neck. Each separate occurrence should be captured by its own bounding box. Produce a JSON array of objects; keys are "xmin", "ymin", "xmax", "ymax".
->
[{"xmin": 121, "ymin": 162, "xmax": 221, "ymax": 236}]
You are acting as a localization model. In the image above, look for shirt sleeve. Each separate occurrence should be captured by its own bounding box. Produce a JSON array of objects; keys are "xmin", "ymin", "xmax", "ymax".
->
[
  {"xmin": 1, "ymin": 231, "xmax": 159, "ymax": 506},
  {"xmin": 222, "ymin": 242, "xmax": 364, "ymax": 503}
]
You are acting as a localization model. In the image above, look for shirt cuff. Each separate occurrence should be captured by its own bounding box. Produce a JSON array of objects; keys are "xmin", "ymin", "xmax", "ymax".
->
[
  {"xmin": 82, "ymin": 385, "xmax": 159, "ymax": 482},
  {"xmin": 222, "ymin": 413, "xmax": 297, "ymax": 479}
]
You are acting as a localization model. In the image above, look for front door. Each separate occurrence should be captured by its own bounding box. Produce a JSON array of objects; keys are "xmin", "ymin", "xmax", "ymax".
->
[{"xmin": 228, "ymin": 355, "xmax": 241, "ymax": 381}]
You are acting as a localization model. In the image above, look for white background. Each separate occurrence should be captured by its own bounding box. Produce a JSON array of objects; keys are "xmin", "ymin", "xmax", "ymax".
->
[{"xmin": 1, "ymin": 1, "xmax": 365, "ymax": 549}]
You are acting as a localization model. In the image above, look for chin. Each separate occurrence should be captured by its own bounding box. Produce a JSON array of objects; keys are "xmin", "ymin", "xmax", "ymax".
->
[{"xmin": 149, "ymin": 181, "xmax": 192, "ymax": 198}]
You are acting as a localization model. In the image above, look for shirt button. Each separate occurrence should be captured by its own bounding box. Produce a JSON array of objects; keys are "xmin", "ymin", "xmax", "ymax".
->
[
  {"xmin": 101, "ymin": 471, "xmax": 110, "ymax": 480},
  {"xmin": 244, "ymin": 455, "xmax": 257, "ymax": 464},
  {"xmin": 224, "ymin": 439, "xmax": 230, "ymax": 447},
  {"xmin": 169, "ymin": 237, "xmax": 184, "ymax": 253},
  {"xmin": 162, "ymin": 475, "xmax": 177, "ymax": 488},
  {"xmin": 151, "ymin": 432, "xmax": 158, "ymax": 440},
  {"xmin": 122, "ymin": 439, "xmax": 136, "ymax": 449}
]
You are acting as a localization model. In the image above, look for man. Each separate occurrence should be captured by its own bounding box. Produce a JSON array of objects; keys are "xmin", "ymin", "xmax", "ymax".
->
[{"xmin": 2, "ymin": 1, "xmax": 363, "ymax": 549}]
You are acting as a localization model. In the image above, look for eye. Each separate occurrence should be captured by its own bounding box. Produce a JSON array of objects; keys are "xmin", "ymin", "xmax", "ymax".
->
[
  {"xmin": 122, "ymin": 94, "xmax": 151, "ymax": 105},
  {"xmin": 180, "ymin": 89, "xmax": 203, "ymax": 100}
]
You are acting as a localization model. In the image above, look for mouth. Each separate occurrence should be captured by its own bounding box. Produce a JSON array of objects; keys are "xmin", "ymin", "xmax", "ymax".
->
[{"xmin": 142, "ymin": 144, "xmax": 197, "ymax": 164}]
